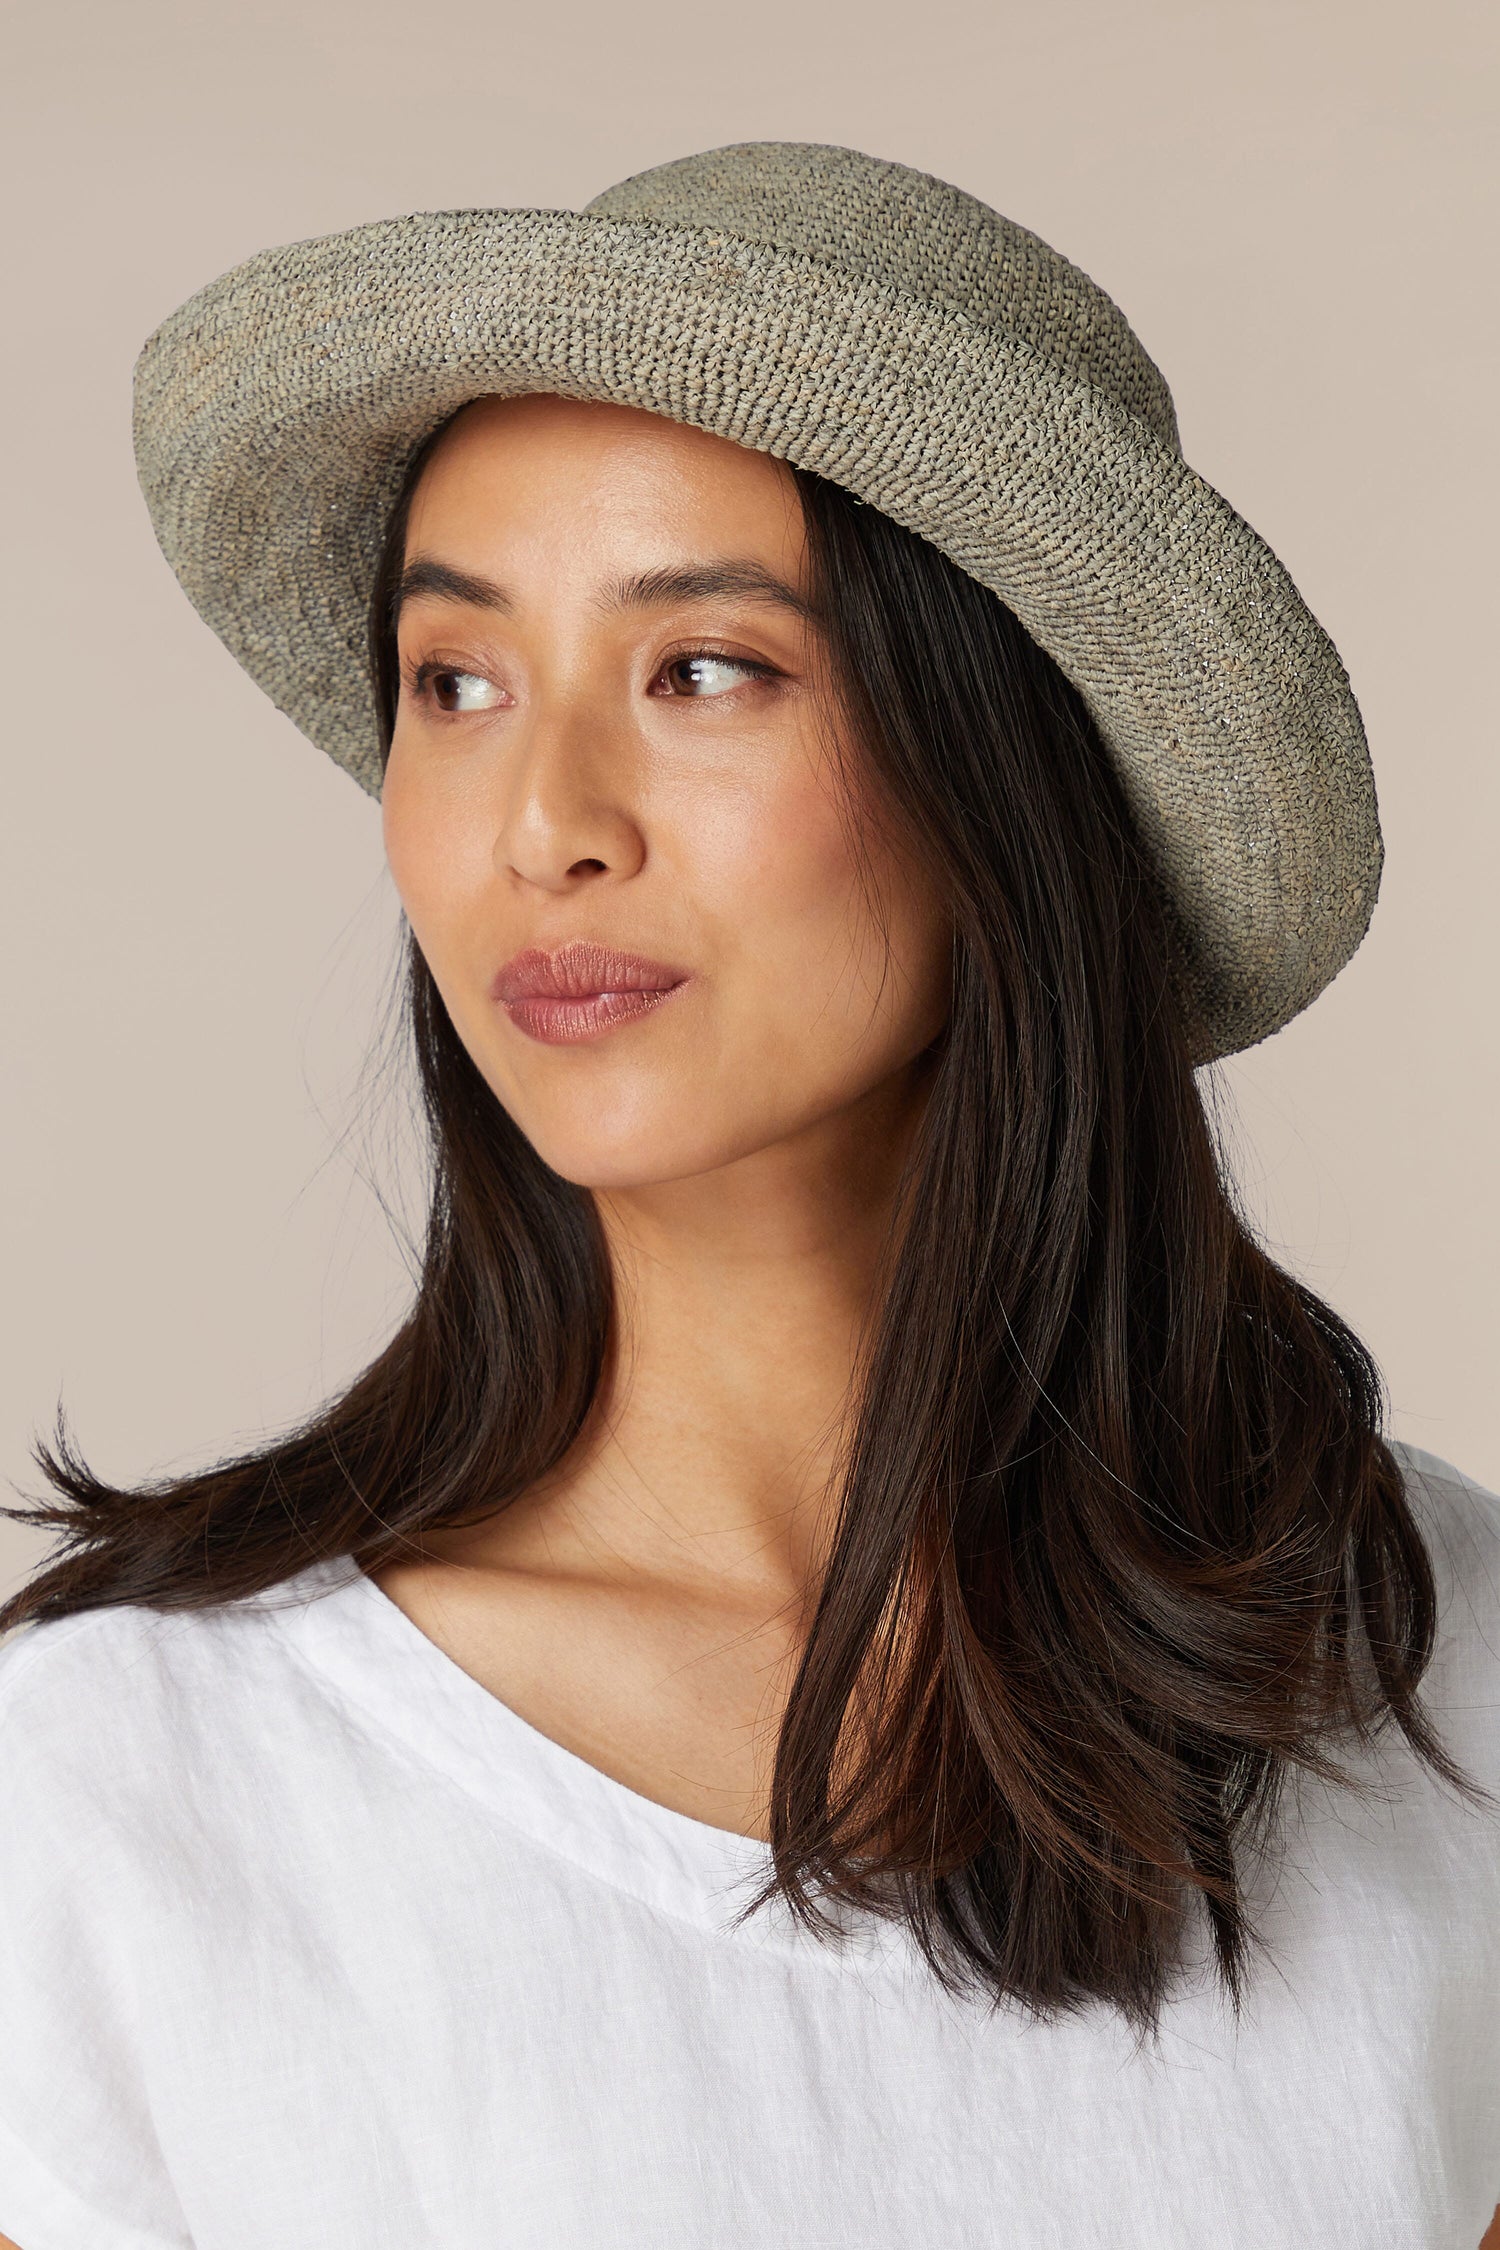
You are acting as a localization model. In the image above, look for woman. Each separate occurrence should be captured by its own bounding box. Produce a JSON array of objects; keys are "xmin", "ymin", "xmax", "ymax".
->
[{"xmin": 1, "ymin": 140, "xmax": 1496, "ymax": 2248}]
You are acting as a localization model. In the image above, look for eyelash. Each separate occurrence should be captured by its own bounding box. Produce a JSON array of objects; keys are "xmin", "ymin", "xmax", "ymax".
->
[
  {"xmin": 399, "ymin": 658, "xmax": 477, "ymax": 708},
  {"xmin": 401, "ymin": 648, "xmax": 781, "ymax": 710},
  {"xmin": 651, "ymin": 650, "xmax": 781, "ymax": 699}
]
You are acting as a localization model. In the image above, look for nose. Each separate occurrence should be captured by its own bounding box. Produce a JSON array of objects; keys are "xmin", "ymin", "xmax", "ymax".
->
[{"xmin": 493, "ymin": 699, "xmax": 647, "ymax": 894}]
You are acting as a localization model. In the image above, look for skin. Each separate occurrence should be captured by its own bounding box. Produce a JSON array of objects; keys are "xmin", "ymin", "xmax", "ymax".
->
[
  {"xmin": 0, "ymin": 395, "xmax": 967, "ymax": 2250},
  {"xmin": 6, "ymin": 396, "xmax": 1495, "ymax": 2250},
  {"xmin": 373, "ymin": 391, "xmax": 952, "ymax": 1844}
]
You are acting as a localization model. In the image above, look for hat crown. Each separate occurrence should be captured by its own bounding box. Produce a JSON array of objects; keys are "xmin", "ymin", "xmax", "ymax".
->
[{"xmin": 584, "ymin": 141, "xmax": 1180, "ymax": 452}]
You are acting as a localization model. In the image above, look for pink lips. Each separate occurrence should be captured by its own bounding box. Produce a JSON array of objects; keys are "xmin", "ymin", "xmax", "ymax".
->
[{"xmin": 492, "ymin": 941, "xmax": 691, "ymax": 1046}]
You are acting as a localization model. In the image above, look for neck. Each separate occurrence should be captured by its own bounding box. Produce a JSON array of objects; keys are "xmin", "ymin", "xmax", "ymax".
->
[{"xmin": 461, "ymin": 1059, "xmax": 932, "ymax": 1613}]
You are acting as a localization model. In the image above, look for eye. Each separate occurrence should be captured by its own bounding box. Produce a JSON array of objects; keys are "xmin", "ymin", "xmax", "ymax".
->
[
  {"xmin": 418, "ymin": 666, "xmax": 505, "ymax": 714},
  {"xmin": 656, "ymin": 653, "xmax": 768, "ymax": 699}
]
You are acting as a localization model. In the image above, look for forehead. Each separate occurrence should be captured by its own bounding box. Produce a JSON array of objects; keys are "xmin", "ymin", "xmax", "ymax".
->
[{"xmin": 407, "ymin": 393, "xmax": 806, "ymax": 559}]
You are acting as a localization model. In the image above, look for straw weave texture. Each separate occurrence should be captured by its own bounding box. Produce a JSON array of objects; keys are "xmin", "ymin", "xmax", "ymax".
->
[{"xmin": 133, "ymin": 140, "xmax": 1380, "ymax": 1062}]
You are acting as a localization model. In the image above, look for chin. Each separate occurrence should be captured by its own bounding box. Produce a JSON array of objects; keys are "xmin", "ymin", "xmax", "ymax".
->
[
  {"xmin": 526, "ymin": 1129, "xmax": 737, "ymax": 1196},
  {"xmin": 512, "ymin": 1093, "xmax": 798, "ymax": 1197}
]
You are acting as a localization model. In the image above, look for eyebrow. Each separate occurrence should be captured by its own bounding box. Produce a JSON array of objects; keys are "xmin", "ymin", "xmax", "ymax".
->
[
  {"xmin": 607, "ymin": 560, "xmax": 820, "ymax": 624},
  {"xmin": 393, "ymin": 555, "xmax": 819, "ymax": 626},
  {"xmin": 394, "ymin": 559, "xmax": 508, "ymax": 618}
]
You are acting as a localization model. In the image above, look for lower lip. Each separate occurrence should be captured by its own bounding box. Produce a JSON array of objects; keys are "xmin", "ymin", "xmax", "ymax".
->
[{"xmin": 500, "ymin": 983, "xmax": 686, "ymax": 1045}]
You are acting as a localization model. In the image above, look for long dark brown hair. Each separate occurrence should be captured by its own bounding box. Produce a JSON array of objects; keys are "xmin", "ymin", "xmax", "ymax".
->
[{"xmin": 2, "ymin": 412, "xmax": 1463, "ymax": 2026}]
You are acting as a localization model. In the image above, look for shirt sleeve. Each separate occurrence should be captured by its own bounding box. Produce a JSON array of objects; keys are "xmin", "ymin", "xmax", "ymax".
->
[{"xmin": 0, "ymin": 1619, "xmax": 195, "ymax": 2249}]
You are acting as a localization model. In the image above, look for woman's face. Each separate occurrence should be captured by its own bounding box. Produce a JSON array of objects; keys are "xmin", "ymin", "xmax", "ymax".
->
[{"xmin": 382, "ymin": 394, "xmax": 952, "ymax": 1192}]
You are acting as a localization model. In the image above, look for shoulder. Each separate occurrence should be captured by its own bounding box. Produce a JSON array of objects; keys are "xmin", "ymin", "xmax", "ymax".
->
[
  {"xmin": 1389, "ymin": 1439, "xmax": 1500, "ymax": 1779},
  {"xmin": 0, "ymin": 1571, "xmax": 302, "ymax": 1721},
  {"xmin": 1391, "ymin": 1438, "xmax": 1500, "ymax": 1598},
  {"xmin": 0, "ymin": 1564, "xmax": 349, "ymax": 1850},
  {"xmin": 0, "ymin": 1600, "xmax": 190, "ymax": 1776}
]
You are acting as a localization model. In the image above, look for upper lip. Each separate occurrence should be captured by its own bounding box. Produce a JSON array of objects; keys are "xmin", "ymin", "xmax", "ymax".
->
[{"xmin": 492, "ymin": 941, "xmax": 690, "ymax": 1004}]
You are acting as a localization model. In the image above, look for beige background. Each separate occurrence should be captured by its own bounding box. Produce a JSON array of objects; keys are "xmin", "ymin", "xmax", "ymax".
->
[{"xmin": 2, "ymin": 0, "xmax": 1495, "ymax": 1607}]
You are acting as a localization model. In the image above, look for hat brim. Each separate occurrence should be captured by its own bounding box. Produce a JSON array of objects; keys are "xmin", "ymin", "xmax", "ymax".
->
[{"xmin": 133, "ymin": 207, "xmax": 1380, "ymax": 1065}]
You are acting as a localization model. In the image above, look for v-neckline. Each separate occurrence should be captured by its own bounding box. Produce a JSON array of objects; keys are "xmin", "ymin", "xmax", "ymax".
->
[{"xmin": 260, "ymin": 1556, "xmax": 921, "ymax": 1976}]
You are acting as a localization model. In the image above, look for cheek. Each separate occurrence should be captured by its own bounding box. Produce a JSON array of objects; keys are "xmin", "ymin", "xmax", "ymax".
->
[
  {"xmin": 694, "ymin": 757, "xmax": 949, "ymax": 1073},
  {"xmin": 688, "ymin": 754, "xmax": 858, "ymax": 972},
  {"xmin": 725, "ymin": 774, "xmax": 856, "ymax": 924},
  {"xmin": 381, "ymin": 756, "xmax": 489, "ymax": 957},
  {"xmin": 381, "ymin": 752, "xmax": 432, "ymax": 917}
]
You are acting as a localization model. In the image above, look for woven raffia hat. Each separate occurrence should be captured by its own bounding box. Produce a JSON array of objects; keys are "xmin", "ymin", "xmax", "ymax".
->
[{"xmin": 133, "ymin": 139, "xmax": 1380, "ymax": 1065}]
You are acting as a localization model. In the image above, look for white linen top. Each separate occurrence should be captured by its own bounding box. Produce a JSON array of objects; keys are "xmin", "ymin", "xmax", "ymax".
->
[{"xmin": 0, "ymin": 1440, "xmax": 1497, "ymax": 2250}]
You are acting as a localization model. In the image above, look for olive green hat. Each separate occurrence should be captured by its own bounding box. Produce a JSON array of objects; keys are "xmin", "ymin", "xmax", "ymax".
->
[{"xmin": 132, "ymin": 139, "xmax": 1380, "ymax": 1064}]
